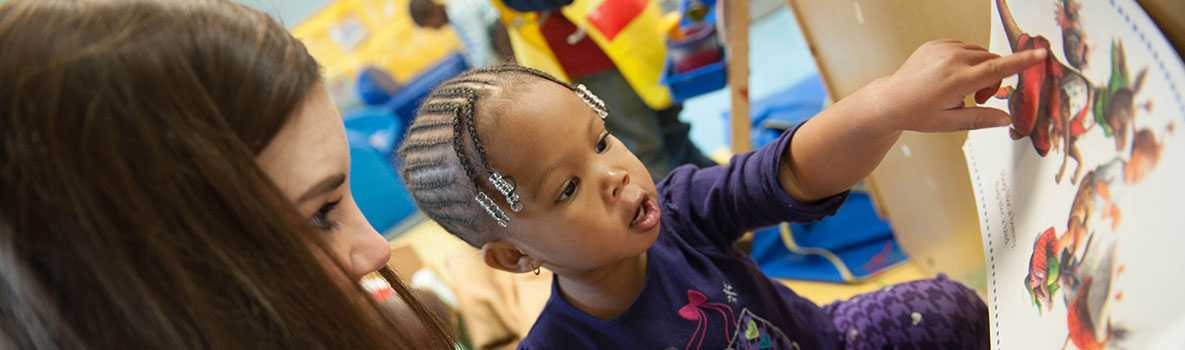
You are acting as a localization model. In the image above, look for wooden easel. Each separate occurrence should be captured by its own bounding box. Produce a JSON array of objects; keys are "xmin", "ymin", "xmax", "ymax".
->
[{"xmin": 783, "ymin": 0, "xmax": 992, "ymax": 291}]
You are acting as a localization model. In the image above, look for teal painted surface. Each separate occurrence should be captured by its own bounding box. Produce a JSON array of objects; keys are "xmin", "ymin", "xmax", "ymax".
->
[{"xmin": 234, "ymin": 0, "xmax": 333, "ymax": 28}]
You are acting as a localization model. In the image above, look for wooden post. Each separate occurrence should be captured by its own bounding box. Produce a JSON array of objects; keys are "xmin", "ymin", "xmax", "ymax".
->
[
  {"xmin": 724, "ymin": 0, "xmax": 753, "ymax": 249},
  {"xmin": 725, "ymin": 0, "xmax": 751, "ymax": 154}
]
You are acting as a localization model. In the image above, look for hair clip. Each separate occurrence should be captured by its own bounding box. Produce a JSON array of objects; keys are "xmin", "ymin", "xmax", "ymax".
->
[
  {"xmin": 488, "ymin": 171, "xmax": 523, "ymax": 212},
  {"xmin": 575, "ymin": 84, "xmax": 608, "ymax": 120},
  {"xmin": 475, "ymin": 192, "xmax": 511, "ymax": 227}
]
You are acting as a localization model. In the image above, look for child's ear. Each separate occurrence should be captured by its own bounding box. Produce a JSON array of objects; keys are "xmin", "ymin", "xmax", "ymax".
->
[{"xmin": 480, "ymin": 241, "xmax": 537, "ymax": 274}]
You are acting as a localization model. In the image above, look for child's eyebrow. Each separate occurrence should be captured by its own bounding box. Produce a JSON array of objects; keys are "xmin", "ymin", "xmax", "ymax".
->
[{"xmin": 529, "ymin": 113, "xmax": 599, "ymax": 201}]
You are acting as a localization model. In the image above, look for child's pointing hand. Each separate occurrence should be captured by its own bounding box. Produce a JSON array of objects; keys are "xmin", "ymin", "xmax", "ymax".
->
[{"xmin": 864, "ymin": 40, "xmax": 1047, "ymax": 133}]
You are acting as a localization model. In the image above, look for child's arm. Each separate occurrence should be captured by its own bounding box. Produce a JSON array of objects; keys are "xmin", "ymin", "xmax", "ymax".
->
[{"xmin": 782, "ymin": 41, "xmax": 1047, "ymax": 201}]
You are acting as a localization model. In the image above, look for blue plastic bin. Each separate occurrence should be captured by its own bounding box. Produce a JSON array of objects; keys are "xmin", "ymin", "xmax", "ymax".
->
[
  {"xmin": 661, "ymin": 0, "xmax": 727, "ymax": 102},
  {"xmin": 356, "ymin": 67, "xmax": 401, "ymax": 106},
  {"xmin": 661, "ymin": 58, "xmax": 728, "ymax": 102},
  {"xmin": 344, "ymin": 108, "xmax": 416, "ymax": 234},
  {"xmin": 385, "ymin": 53, "xmax": 470, "ymax": 129}
]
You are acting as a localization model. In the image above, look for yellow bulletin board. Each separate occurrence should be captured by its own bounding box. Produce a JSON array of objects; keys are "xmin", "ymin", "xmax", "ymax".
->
[{"xmin": 292, "ymin": 0, "xmax": 461, "ymax": 84}]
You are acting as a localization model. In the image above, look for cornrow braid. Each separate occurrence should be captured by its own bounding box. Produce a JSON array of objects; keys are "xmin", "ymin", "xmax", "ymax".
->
[{"xmin": 397, "ymin": 64, "xmax": 583, "ymax": 247}]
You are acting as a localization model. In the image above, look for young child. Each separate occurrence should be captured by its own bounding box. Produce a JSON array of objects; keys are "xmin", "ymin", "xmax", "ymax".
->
[{"xmin": 399, "ymin": 40, "xmax": 1046, "ymax": 349}]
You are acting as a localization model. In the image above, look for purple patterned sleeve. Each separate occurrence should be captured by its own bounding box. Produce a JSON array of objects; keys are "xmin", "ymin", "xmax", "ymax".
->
[
  {"xmin": 822, "ymin": 275, "xmax": 990, "ymax": 349},
  {"xmin": 657, "ymin": 120, "xmax": 848, "ymax": 250}
]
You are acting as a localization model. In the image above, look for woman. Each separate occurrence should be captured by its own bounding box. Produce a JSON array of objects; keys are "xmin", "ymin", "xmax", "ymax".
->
[{"xmin": 0, "ymin": 0, "xmax": 452, "ymax": 348}]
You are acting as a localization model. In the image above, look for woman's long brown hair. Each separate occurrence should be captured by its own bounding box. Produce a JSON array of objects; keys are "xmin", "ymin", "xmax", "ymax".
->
[{"xmin": 0, "ymin": 0, "xmax": 451, "ymax": 348}]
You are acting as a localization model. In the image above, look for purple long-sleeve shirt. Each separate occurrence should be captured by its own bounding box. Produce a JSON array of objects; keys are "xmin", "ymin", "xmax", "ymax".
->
[{"xmin": 519, "ymin": 123, "xmax": 849, "ymax": 349}]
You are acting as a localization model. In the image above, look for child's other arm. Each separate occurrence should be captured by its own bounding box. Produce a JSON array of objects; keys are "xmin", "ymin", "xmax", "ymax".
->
[{"xmin": 780, "ymin": 40, "xmax": 1047, "ymax": 201}]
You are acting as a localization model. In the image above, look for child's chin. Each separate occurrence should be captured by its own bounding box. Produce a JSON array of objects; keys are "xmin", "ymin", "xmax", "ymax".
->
[
  {"xmin": 636, "ymin": 224, "xmax": 661, "ymax": 249},
  {"xmin": 612, "ymin": 228, "xmax": 659, "ymax": 257}
]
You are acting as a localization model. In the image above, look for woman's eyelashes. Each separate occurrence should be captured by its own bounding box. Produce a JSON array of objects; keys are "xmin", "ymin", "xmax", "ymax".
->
[{"xmin": 310, "ymin": 198, "xmax": 342, "ymax": 231}]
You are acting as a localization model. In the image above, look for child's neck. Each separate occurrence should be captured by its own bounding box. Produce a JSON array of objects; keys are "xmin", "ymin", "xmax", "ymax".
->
[{"xmin": 554, "ymin": 252, "xmax": 648, "ymax": 320}]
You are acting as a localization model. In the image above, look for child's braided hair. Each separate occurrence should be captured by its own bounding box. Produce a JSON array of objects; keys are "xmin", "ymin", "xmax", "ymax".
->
[{"xmin": 397, "ymin": 65, "xmax": 581, "ymax": 247}]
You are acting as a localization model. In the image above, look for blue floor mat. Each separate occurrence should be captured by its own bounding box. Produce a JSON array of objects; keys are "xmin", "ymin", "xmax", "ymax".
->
[{"xmin": 750, "ymin": 193, "xmax": 908, "ymax": 283}]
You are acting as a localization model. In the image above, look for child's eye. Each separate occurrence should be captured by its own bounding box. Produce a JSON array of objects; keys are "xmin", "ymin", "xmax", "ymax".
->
[
  {"xmin": 557, "ymin": 177, "xmax": 580, "ymax": 202},
  {"xmin": 595, "ymin": 131, "xmax": 610, "ymax": 153},
  {"xmin": 310, "ymin": 199, "xmax": 342, "ymax": 231}
]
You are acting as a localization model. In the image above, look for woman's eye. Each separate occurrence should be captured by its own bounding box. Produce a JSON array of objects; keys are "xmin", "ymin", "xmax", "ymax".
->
[
  {"xmin": 557, "ymin": 177, "xmax": 580, "ymax": 202},
  {"xmin": 310, "ymin": 199, "xmax": 341, "ymax": 231},
  {"xmin": 595, "ymin": 131, "xmax": 610, "ymax": 153}
]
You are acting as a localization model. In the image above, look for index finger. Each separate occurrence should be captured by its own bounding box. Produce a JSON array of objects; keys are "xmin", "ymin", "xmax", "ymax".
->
[{"xmin": 970, "ymin": 49, "xmax": 1047, "ymax": 85}]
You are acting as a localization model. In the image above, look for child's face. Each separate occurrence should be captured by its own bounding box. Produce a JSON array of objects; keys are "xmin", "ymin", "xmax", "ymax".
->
[{"xmin": 480, "ymin": 80, "xmax": 661, "ymax": 274}]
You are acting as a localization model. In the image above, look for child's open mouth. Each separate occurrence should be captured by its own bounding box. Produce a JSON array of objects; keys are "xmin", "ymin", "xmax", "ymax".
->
[{"xmin": 630, "ymin": 194, "xmax": 660, "ymax": 232}]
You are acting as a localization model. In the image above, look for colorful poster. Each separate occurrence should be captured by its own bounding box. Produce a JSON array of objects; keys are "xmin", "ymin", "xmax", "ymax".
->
[{"xmin": 964, "ymin": 0, "xmax": 1185, "ymax": 349}]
